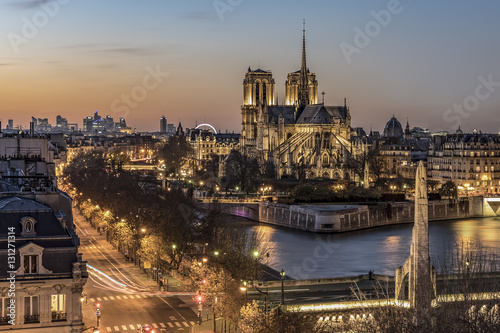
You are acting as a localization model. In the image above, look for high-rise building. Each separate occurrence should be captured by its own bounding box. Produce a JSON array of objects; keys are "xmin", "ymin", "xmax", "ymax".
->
[
  {"xmin": 56, "ymin": 115, "xmax": 68, "ymax": 129},
  {"xmin": 83, "ymin": 116, "xmax": 93, "ymax": 132},
  {"xmin": 7, "ymin": 119, "xmax": 13, "ymax": 130},
  {"xmin": 160, "ymin": 116, "xmax": 167, "ymax": 133}
]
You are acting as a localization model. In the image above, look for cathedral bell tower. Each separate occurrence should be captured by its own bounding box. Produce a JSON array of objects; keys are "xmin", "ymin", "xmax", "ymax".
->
[{"xmin": 241, "ymin": 68, "xmax": 275, "ymax": 155}]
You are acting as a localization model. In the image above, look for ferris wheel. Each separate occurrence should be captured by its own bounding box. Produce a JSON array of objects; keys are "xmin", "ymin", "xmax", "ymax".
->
[{"xmin": 195, "ymin": 123, "xmax": 217, "ymax": 134}]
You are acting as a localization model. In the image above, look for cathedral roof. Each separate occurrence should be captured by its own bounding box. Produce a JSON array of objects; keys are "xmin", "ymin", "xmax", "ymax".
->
[
  {"xmin": 248, "ymin": 68, "xmax": 271, "ymax": 74},
  {"xmin": 267, "ymin": 106, "xmax": 296, "ymax": 124},
  {"xmin": 290, "ymin": 69, "xmax": 311, "ymax": 75},
  {"xmin": 296, "ymin": 105, "xmax": 347, "ymax": 124}
]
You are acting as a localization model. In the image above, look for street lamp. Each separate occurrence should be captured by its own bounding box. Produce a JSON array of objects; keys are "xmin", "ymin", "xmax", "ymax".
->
[
  {"xmin": 252, "ymin": 251, "xmax": 260, "ymax": 279},
  {"xmin": 280, "ymin": 269, "xmax": 286, "ymax": 305},
  {"xmin": 240, "ymin": 281, "xmax": 248, "ymax": 301}
]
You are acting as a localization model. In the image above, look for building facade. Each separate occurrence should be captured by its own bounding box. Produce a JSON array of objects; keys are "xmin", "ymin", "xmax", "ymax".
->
[
  {"xmin": 0, "ymin": 149, "xmax": 87, "ymax": 332},
  {"xmin": 378, "ymin": 116, "xmax": 429, "ymax": 179},
  {"xmin": 240, "ymin": 27, "xmax": 357, "ymax": 180},
  {"xmin": 428, "ymin": 132, "xmax": 500, "ymax": 195},
  {"xmin": 188, "ymin": 129, "xmax": 240, "ymax": 162}
]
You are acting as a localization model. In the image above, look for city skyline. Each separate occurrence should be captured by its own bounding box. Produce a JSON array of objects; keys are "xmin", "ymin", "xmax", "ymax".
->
[{"xmin": 1, "ymin": 0, "xmax": 500, "ymax": 133}]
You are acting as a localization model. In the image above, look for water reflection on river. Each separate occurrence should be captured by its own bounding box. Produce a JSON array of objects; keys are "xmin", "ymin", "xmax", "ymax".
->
[{"xmin": 239, "ymin": 217, "xmax": 500, "ymax": 279}]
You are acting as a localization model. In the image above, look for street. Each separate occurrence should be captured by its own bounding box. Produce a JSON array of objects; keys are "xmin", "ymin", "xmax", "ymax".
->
[{"xmin": 74, "ymin": 209, "xmax": 198, "ymax": 332}]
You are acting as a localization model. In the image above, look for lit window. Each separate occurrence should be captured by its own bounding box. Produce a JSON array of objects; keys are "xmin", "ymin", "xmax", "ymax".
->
[
  {"xmin": 51, "ymin": 295, "xmax": 66, "ymax": 322},
  {"xmin": 1, "ymin": 297, "xmax": 9, "ymax": 319},
  {"xmin": 24, "ymin": 255, "xmax": 37, "ymax": 274}
]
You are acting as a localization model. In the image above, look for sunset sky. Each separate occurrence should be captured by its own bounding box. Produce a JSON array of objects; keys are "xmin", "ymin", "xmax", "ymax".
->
[{"xmin": 1, "ymin": 0, "xmax": 500, "ymax": 133}]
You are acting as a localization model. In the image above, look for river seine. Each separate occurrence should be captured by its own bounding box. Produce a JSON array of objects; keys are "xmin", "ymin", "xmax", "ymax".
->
[{"xmin": 241, "ymin": 217, "xmax": 500, "ymax": 279}]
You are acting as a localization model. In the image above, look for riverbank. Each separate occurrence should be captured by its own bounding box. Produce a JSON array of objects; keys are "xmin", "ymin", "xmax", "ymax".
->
[{"xmin": 258, "ymin": 196, "xmax": 491, "ymax": 232}]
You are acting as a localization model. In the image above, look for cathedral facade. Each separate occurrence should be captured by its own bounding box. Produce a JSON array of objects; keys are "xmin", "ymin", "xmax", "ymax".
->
[{"xmin": 240, "ymin": 28, "xmax": 358, "ymax": 180}]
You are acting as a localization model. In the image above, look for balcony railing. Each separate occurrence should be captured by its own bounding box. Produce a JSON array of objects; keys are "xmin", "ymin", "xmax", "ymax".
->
[
  {"xmin": 52, "ymin": 312, "xmax": 67, "ymax": 322},
  {"xmin": 24, "ymin": 315, "xmax": 39, "ymax": 324}
]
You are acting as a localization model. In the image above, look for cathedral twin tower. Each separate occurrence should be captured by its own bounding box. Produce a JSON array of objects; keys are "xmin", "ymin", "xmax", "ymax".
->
[
  {"xmin": 242, "ymin": 24, "xmax": 318, "ymax": 108},
  {"xmin": 240, "ymin": 23, "xmax": 354, "ymax": 180}
]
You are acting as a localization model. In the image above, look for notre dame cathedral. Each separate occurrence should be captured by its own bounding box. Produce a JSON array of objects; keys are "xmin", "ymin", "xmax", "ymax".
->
[{"xmin": 240, "ymin": 26, "xmax": 361, "ymax": 180}]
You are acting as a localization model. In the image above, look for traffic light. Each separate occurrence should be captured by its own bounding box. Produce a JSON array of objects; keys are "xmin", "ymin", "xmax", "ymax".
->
[
  {"xmin": 197, "ymin": 312, "xmax": 202, "ymax": 325},
  {"xmin": 196, "ymin": 294, "xmax": 203, "ymax": 305}
]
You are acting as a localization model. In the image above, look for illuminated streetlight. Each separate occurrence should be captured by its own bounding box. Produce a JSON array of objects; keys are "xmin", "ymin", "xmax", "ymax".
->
[{"xmin": 280, "ymin": 269, "xmax": 286, "ymax": 305}]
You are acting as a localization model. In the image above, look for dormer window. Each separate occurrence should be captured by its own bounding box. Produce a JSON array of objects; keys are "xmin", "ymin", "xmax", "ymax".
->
[
  {"xmin": 20, "ymin": 217, "xmax": 37, "ymax": 237},
  {"xmin": 17, "ymin": 243, "xmax": 52, "ymax": 276}
]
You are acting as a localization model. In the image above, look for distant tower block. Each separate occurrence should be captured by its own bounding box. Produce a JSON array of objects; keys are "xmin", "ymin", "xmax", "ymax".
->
[
  {"xmin": 160, "ymin": 115, "xmax": 167, "ymax": 133},
  {"xmin": 395, "ymin": 161, "xmax": 436, "ymax": 314}
]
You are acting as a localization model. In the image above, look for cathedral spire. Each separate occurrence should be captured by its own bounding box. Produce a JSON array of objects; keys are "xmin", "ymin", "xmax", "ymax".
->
[{"xmin": 298, "ymin": 19, "xmax": 309, "ymax": 108}]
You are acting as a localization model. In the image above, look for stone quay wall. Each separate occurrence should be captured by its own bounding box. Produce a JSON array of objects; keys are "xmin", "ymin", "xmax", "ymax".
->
[{"xmin": 258, "ymin": 196, "xmax": 484, "ymax": 233}]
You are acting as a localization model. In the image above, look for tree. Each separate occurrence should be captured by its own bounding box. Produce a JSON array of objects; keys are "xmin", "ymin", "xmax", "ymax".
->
[
  {"xmin": 291, "ymin": 183, "xmax": 335, "ymax": 203},
  {"xmin": 240, "ymin": 301, "xmax": 315, "ymax": 333},
  {"xmin": 223, "ymin": 150, "xmax": 259, "ymax": 191},
  {"xmin": 345, "ymin": 148, "xmax": 388, "ymax": 182},
  {"xmin": 194, "ymin": 153, "xmax": 220, "ymax": 187},
  {"xmin": 157, "ymin": 135, "xmax": 194, "ymax": 175},
  {"xmin": 439, "ymin": 180, "xmax": 458, "ymax": 199}
]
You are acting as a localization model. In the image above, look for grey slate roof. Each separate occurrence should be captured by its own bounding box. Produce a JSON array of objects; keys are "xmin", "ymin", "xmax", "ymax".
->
[
  {"xmin": 0, "ymin": 195, "xmax": 77, "ymax": 277},
  {"xmin": 0, "ymin": 196, "xmax": 52, "ymax": 212},
  {"xmin": 0, "ymin": 180, "xmax": 19, "ymax": 193},
  {"xmin": 296, "ymin": 105, "xmax": 348, "ymax": 124},
  {"xmin": 0, "ymin": 211, "xmax": 68, "ymax": 238},
  {"xmin": 267, "ymin": 106, "xmax": 296, "ymax": 124}
]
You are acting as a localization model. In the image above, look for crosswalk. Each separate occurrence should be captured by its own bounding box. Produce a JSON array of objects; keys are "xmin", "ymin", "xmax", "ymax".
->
[
  {"xmin": 104, "ymin": 321, "xmax": 196, "ymax": 332},
  {"xmin": 89, "ymin": 294, "xmax": 152, "ymax": 303}
]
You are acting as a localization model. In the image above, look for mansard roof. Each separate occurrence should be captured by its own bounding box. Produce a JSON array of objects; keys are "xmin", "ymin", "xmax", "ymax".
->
[
  {"xmin": 0, "ymin": 180, "xmax": 19, "ymax": 193},
  {"xmin": 0, "ymin": 210, "xmax": 68, "ymax": 237},
  {"xmin": 296, "ymin": 105, "xmax": 347, "ymax": 124},
  {"xmin": 0, "ymin": 196, "xmax": 52, "ymax": 212}
]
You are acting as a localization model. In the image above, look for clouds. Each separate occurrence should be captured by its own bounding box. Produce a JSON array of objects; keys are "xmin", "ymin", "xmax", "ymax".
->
[
  {"xmin": 53, "ymin": 43, "xmax": 163, "ymax": 57},
  {"xmin": 6, "ymin": 0, "xmax": 53, "ymax": 10}
]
